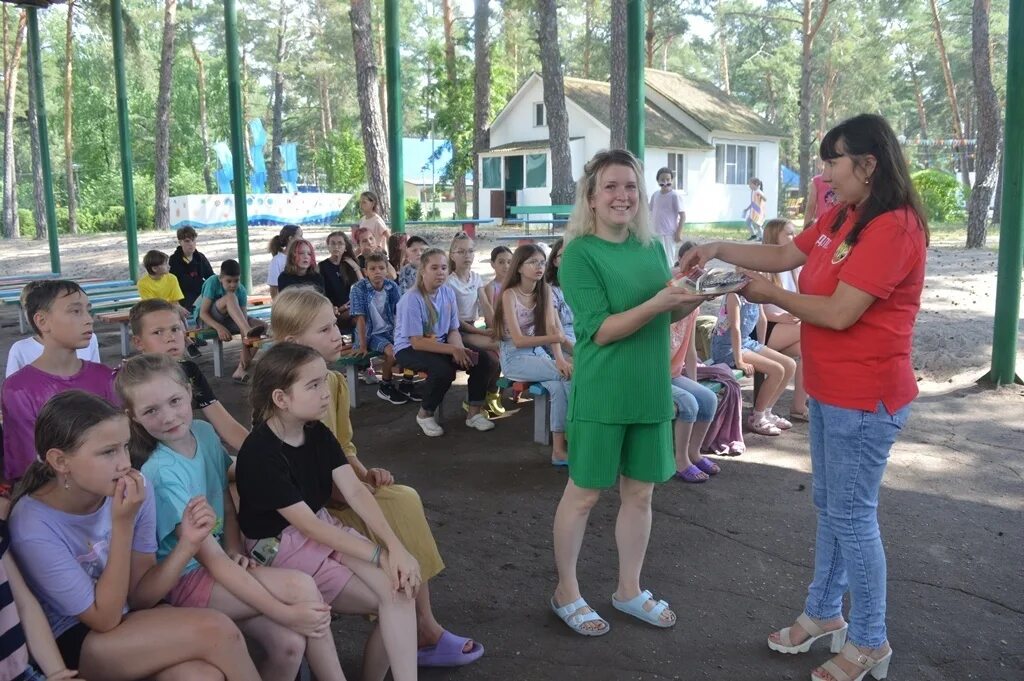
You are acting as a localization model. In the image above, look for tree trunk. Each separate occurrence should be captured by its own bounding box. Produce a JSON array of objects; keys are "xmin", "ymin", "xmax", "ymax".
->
[
  {"xmin": 472, "ymin": 0, "xmax": 491, "ymax": 219},
  {"xmin": 535, "ymin": 0, "xmax": 574, "ymax": 204},
  {"xmin": 582, "ymin": 0, "xmax": 593, "ymax": 78},
  {"xmin": 441, "ymin": 0, "xmax": 466, "ymax": 216},
  {"xmin": 2, "ymin": 13, "xmax": 26, "ymax": 239},
  {"xmin": 374, "ymin": 4, "xmax": 387, "ymax": 137},
  {"xmin": 319, "ymin": 74, "xmax": 333, "ymax": 141},
  {"xmin": 992, "ymin": 161, "xmax": 1003, "ymax": 223},
  {"xmin": 645, "ymin": 1, "xmax": 654, "ymax": 67},
  {"xmin": 798, "ymin": 0, "xmax": 830, "ymax": 202},
  {"xmin": 63, "ymin": 0, "xmax": 78, "ymax": 234},
  {"xmin": 190, "ymin": 39, "xmax": 214, "ymax": 193},
  {"xmin": 966, "ymin": 0, "xmax": 1001, "ymax": 248},
  {"xmin": 267, "ymin": 7, "xmax": 287, "ymax": 193},
  {"xmin": 908, "ymin": 57, "xmax": 929, "ymax": 168},
  {"xmin": 928, "ymin": 0, "xmax": 971, "ymax": 190},
  {"xmin": 609, "ymin": 0, "xmax": 627, "ymax": 149},
  {"xmin": 717, "ymin": 0, "xmax": 730, "ymax": 94},
  {"xmin": 154, "ymin": 0, "xmax": 177, "ymax": 231},
  {"xmin": 26, "ymin": 36, "xmax": 47, "ymax": 239},
  {"xmin": 349, "ymin": 0, "xmax": 390, "ymax": 218}
]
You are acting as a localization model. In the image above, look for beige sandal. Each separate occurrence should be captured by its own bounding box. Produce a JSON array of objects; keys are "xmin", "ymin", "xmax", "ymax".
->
[
  {"xmin": 812, "ymin": 641, "xmax": 892, "ymax": 681},
  {"xmin": 768, "ymin": 613, "xmax": 847, "ymax": 654}
]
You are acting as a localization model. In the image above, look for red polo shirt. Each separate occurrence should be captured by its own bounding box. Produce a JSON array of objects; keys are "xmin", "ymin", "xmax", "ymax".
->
[{"xmin": 793, "ymin": 204, "xmax": 927, "ymax": 413}]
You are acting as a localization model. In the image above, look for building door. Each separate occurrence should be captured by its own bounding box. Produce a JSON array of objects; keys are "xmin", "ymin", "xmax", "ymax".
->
[{"xmin": 504, "ymin": 155, "xmax": 524, "ymax": 216}]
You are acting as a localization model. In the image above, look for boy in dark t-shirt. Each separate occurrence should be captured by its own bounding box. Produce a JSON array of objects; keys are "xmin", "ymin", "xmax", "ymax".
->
[
  {"xmin": 168, "ymin": 227, "xmax": 215, "ymax": 312},
  {"xmin": 127, "ymin": 299, "xmax": 249, "ymax": 452}
]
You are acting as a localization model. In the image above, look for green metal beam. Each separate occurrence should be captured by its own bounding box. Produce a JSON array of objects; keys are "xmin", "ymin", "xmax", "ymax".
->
[
  {"xmin": 626, "ymin": 0, "xmax": 645, "ymax": 157},
  {"xmin": 384, "ymin": 0, "xmax": 405, "ymax": 234},
  {"xmin": 987, "ymin": 0, "xmax": 1023, "ymax": 385},
  {"xmin": 223, "ymin": 0, "xmax": 251, "ymax": 288},
  {"xmin": 26, "ymin": 9, "xmax": 59, "ymax": 275},
  {"xmin": 110, "ymin": 0, "xmax": 139, "ymax": 282}
]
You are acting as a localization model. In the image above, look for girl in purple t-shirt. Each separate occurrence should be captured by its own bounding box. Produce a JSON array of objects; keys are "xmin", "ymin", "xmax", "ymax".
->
[
  {"xmin": 9, "ymin": 391, "xmax": 261, "ymax": 681},
  {"xmin": 393, "ymin": 248, "xmax": 498, "ymax": 437}
]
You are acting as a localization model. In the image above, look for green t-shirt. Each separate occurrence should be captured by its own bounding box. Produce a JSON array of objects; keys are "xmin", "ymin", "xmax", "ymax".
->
[{"xmin": 561, "ymin": 233, "xmax": 673, "ymax": 424}]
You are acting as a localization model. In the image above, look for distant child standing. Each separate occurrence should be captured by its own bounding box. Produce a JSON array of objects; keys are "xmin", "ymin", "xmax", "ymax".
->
[
  {"xmin": 743, "ymin": 177, "xmax": 767, "ymax": 241},
  {"xmin": 355, "ymin": 228, "xmax": 397, "ymax": 279},
  {"xmin": 710, "ymin": 290, "xmax": 796, "ymax": 436},
  {"xmin": 395, "ymin": 248, "xmax": 497, "ymax": 437},
  {"xmin": 10, "ymin": 391, "xmax": 261, "ymax": 681},
  {"xmin": 649, "ymin": 167, "xmax": 686, "ymax": 264},
  {"xmin": 358, "ymin": 191, "xmax": 391, "ymax": 253},
  {"xmin": 446, "ymin": 233, "xmax": 503, "ymax": 416},
  {"xmin": 267, "ymin": 224, "xmax": 302, "ymax": 299},
  {"xmin": 1, "ymin": 281, "xmax": 118, "ymax": 481},
  {"xmin": 319, "ymin": 231, "xmax": 363, "ymax": 333},
  {"xmin": 276, "ymin": 238, "xmax": 325, "ymax": 293},
  {"xmin": 493, "ymin": 245, "xmax": 572, "ymax": 464},
  {"xmin": 195, "ymin": 259, "xmax": 265, "ymax": 383},
  {"xmin": 236, "ymin": 343, "xmax": 420, "ymax": 681},
  {"xmin": 117, "ymin": 356, "xmax": 345, "ymax": 681},
  {"xmin": 397, "ymin": 235, "xmax": 428, "ymax": 292},
  {"xmin": 169, "ymin": 226, "xmax": 215, "ymax": 313},
  {"xmin": 480, "ymin": 246, "xmax": 512, "ymax": 328},
  {"xmin": 350, "ymin": 252, "xmax": 406, "ymax": 405},
  {"xmin": 138, "ymin": 249, "xmax": 200, "ymax": 358}
]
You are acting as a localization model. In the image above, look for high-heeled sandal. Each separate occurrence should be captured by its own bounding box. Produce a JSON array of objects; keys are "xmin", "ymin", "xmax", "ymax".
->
[
  {"xmin": 768, "ymin": 613, "xmax": 847, "ymax": 655},
  {"xmin": 812, "ymin": 641, "xmax": 892, "ymax": 681}
]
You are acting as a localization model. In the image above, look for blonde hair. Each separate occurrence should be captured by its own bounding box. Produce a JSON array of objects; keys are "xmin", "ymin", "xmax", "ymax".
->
[
  {"xmin": 271, "ymin": 287, "xmax": 334, "ymax": 340},
  {"xmin": 761, "ymin": 218, "xmax": 796, "ymax": 287},
  {"xmin": 447, "ymin": 232, "xmax": 473, "ymax": 273},
  {"xmin": 564, "ymin": 149, "xmax": 653, "ymax": 247},
  {"xmin": 415, "ymin": 248, "xmax": 448, "ymax": 332},
  {"xmin": 115, "ymin": 353, "xmax": 192, "ymax": 467}
]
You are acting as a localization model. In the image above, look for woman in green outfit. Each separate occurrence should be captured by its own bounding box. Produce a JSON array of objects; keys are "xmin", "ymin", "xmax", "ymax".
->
[{"xmin": 550, "ymin": 150, "xmax": 709, "ymax": 636}]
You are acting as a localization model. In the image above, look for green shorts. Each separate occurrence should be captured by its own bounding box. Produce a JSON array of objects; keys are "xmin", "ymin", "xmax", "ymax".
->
[{"xmin": 566, "ymin": 418, "xmax": 675, "ymax": 489}]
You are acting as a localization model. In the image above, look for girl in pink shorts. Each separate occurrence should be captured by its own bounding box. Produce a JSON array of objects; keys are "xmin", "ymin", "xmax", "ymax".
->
[{"xmin": 236, "ymin": 342, "xmax": 421, "ymax": 681}]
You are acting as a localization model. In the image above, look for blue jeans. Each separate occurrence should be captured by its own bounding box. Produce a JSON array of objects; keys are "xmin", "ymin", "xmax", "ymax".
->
[
  {"xmin": 670, "ymin": 375, "xmax": 717, "ymax": 422},
  {"xmin": 499, "ymin": 342, "xmax": 570, "ymax": 432},
  {"xmin": 804, "ymin": 398, "xmax": 910, "ymax": 648}
]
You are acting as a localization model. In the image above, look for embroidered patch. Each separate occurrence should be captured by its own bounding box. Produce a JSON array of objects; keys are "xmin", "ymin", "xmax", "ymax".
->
[{"xmin": 832, "ymin": 241, "xmax": 852, "ymax": 264}]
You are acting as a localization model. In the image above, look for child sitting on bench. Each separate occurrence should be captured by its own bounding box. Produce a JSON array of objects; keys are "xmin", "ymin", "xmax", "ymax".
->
[
  {"xmin": 493, "ymin": 244, "xmax": 572, "ymax": 465},
  {"xmin": 5, "ymin": 281, "xmax": 100, "ymax": 377},
  {"xmin": 480, "ymin": 246, "xmax": 512, "ymax": 329},
  {"xmin": 397, "ymin": 235, "xmax": 428, "ymax": 292},
  {"xmin": 276, "ymin": 238, "xmax": 325, "ymax": 293},
  {"xmin": 194, "ymin": 259, "xmax": 265, "ymax": 383},
  {"xmin": 350, "ymin": 251, "xmax": 408, "ymax": 405},
  {"xmin": 138, "ymin": 249, "xmax": 201, "ymax": 358}
]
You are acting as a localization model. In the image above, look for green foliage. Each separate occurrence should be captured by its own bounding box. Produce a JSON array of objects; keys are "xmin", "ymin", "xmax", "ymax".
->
[
  {"xmin": 18, "ymin": 209, "xmax": 35, "ymax": 238},
  {"xmin": 169, "ymin": 168, "xmax": 209, "ymax": 197},
  {"xmin": 912, "ymin": 169, "xmax": 966, "ymax": 223},
  {"xmin": 316, "ymin": 129, "xmax": 367, "ymax": 193},
  {"xmin": 405, "ymin": 198, "xmax": 423, "ymax": 221}
]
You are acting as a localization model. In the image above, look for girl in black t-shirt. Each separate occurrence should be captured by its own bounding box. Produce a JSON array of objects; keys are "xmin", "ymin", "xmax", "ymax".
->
[
  {"xmin": 277, "ymin": 238, "xmax": 326, "ymax": 294},
  {"xmin": 235, "ymin": 343, "xmax": 420, "ymax": 681}
]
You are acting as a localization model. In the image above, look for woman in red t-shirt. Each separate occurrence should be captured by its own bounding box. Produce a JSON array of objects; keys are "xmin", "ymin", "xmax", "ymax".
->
[{"xmin": 682, "ymin": 114, "xmax": 928, "ymax": 681}]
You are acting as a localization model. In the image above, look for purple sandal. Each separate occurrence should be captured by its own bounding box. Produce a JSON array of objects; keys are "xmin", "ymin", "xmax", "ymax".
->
[
  {"xmin": 674, "ymin": 465, "xmax": 708, "ymax": 483},
  {"xmin": 694, "ymin": 457, "xmax": 721, "ymax": 476},
  {"xmin": 417, "ymin": 630, "xmax": 484, "ymax": 667}
]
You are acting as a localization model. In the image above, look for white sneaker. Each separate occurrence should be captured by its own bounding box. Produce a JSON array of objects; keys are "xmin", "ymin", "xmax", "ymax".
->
[
  {"xmin": 416, "ymin": 414, "xmax": 444, "ymax": 437},
  {"xmin": 465, "ymin": 412, "xmax": 496, "ymax": 432},
  {"xmin": 361, "ymin": 367, "xmax": 379, "ymax": 385}
]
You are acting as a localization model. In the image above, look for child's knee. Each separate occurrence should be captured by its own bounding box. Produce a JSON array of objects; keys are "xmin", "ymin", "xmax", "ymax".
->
[{"xmin": 279, "ymin": 569, "xmax": 324, "ymax": 603}]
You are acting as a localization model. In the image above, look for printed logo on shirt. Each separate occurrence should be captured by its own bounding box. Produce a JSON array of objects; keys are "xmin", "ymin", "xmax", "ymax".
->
[
  {"xmin": 815, "ymin": 234, "xmax": 833, "ymax": 250},
  {"xmin": 832, "ymin": 241, "xmax": 852, "ymax": 264},
  {"xmin": 76, "ymin": 537, "xmax": 111, "ymax": 582}
]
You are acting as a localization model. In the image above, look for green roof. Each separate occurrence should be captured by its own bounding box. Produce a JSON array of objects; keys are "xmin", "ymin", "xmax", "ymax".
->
[
  {"xmin": 644, "ymin": 68, "xmax": 785, "ymax": 138},
  {"xmin": 563, "ymin": 77, "xmax": 711, "ymax": 150},
  {"xmin": 487, "ymin": 137, "xmax": 584, "ymax": 153}
]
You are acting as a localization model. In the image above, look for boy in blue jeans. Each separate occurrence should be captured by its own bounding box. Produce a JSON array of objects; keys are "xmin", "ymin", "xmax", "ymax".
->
[{"xmin": 350, "ymin": 251, "xmax": 407, "ymax": 404}]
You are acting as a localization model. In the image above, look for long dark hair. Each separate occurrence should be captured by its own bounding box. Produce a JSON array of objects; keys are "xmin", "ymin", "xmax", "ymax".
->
[
  {"xmin": 492, "ymin": 244, "xmax": 551, "ymax": 340},
  {"xmin": 268, "ymin": 224, "xmax": 300, "ymax": 255},
  {"xmin": 543, "ymin": 238, "xmax": 565, "ymax": 286},
  {"xmin": 820, "ymin": 113, "xmax": 929, "ymax": 247},
  {"xmin": 12, "ymin": 391, "xmax": 124, "ymax": 505}
]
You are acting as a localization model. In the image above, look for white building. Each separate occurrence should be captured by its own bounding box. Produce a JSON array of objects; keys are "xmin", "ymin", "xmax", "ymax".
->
[{"xmin": 479, "ymin": 69, "xmax": 785, "ymax": 224}]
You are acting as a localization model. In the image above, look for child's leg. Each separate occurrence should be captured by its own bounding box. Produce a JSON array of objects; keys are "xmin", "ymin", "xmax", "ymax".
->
[
  {"xmin": 331, "ymin": 565, "xmax": 417, "ymax": 681},
  {"xmin": 208, "ymin": 568, "xmax": 345, "ymax": 681},
  {"xmin": 742, "ymin": 349, "xmax": 787, "ymax": 412},
  {"xmin": 78, "ymin": 607, "xmax": 259, "ymax": 681},
  {"xmin": 217, "ymin": 294, "xmax": 252, "ymax": 335},
  {"xmin": 670, "ymin": 386, "xmax": 700, "ymax": 472},
  {"xmin": 767, "ymin": 323, "xmax": 806, "ymax": 413},
  {"xmin": 464, "ymin": 346, "xmax": 497, "ymax": 416},
  {"xmin": 755, "ymin": 346, "xmax": 796, "ymax": 410},
  {"xmin": 396, "ymin": 348, "xmax": 456, "ymax": 417},
  {"xmin": 382, "ymin": 344, "xmax": 396, "ymax": 382}
]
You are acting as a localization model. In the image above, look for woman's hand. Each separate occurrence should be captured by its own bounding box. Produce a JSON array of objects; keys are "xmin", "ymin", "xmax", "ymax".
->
[
  {"xmin": 555, "ymin": 356, "xmax": 573, "ymax": 379},
  {"xmin": 366, "ymin": 468, "xmax": 394, "ymax": 487},
  {"xmin": 677, "ymin": 242, "xmax": 719, "ymax": 272},
  {"xmin": 380, "ymin": 547, "xmax": 421, "ymax": 599},
  {"xmin": 111, "ymin": 470, "xmax": 146, "ymax": 526},
  {"xmin": 651, "ymin": 285, "xmax": 710, "ymax": 313},
  {"xmin": 738, "ymin": 271, "xmax": 780, "ymax": 305}
]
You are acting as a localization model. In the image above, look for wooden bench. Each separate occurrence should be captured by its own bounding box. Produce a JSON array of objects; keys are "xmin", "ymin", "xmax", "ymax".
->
[
  {"xmin": 192, "ymin": 304, "xmax": 274, "ymax": 377},
  {"xmin": 3, "ymin": 281, "xmax": 140, "ymax": 333},
  {"xmin": 333, "ymin": 351, "xmax": 382, "ymax": 409},
  {"xmin": 504, "ymin": 205, "xmax": 573, "ymax": 235},
  {"xmin": 494, "ymin": 232, "xmax": 564, "ymax": 246},
  {"xmin": 496, "ymin": 376, "xmax": 551, "ymax": 445}
]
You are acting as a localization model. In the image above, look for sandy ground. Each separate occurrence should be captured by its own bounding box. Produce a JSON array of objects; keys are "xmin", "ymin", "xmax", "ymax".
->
[
  {"xmin": 0, "ymin": 228, "xmax": 1021, "ymax": 679},
  {"xmin": 0, "ymin": 225, "xmax": 1020, "ymax": 390}
]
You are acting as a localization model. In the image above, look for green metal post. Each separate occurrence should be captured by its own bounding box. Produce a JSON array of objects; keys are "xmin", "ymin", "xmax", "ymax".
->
[
  {"xmin": 626, "ymin": 0, "xmax": 645, "ymax": 158},
  {"xmin": 384, "ymin": 0, "xmax": 405, "ymax": 234},
  {"xmin": 223, "ymin": 0, "xmax": 251, "ymax": 288},
  {"xmin": 26, "ymin": 10, "xmax": 60, "ymax": 275},
  {"xmin": 110, "ymin": 0, "xmax": 139, "ymax": 282},
  {"xmin": 987, "ymin": 0, "xmax": 1024, "ymax": 385}
]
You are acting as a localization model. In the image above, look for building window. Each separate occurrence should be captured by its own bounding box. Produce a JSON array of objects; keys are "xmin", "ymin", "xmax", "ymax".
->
[
  {"xmin": 715, "ymin": 143, "xmax": 758, "ymax": 185},
  {"xmin": 525, "ymin": 153, "xmax": 547, "ymax": 188},
  {"xmin": 667, "ymin": 152, "xmax": 686, "ymax": 191},
  {"xmin": 533, "ymin": 102, "xmax": 545, "ymax": 127},
  {"xmin": 481, "ymin": 157, "xmax": 502, "ymax": 189}
]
